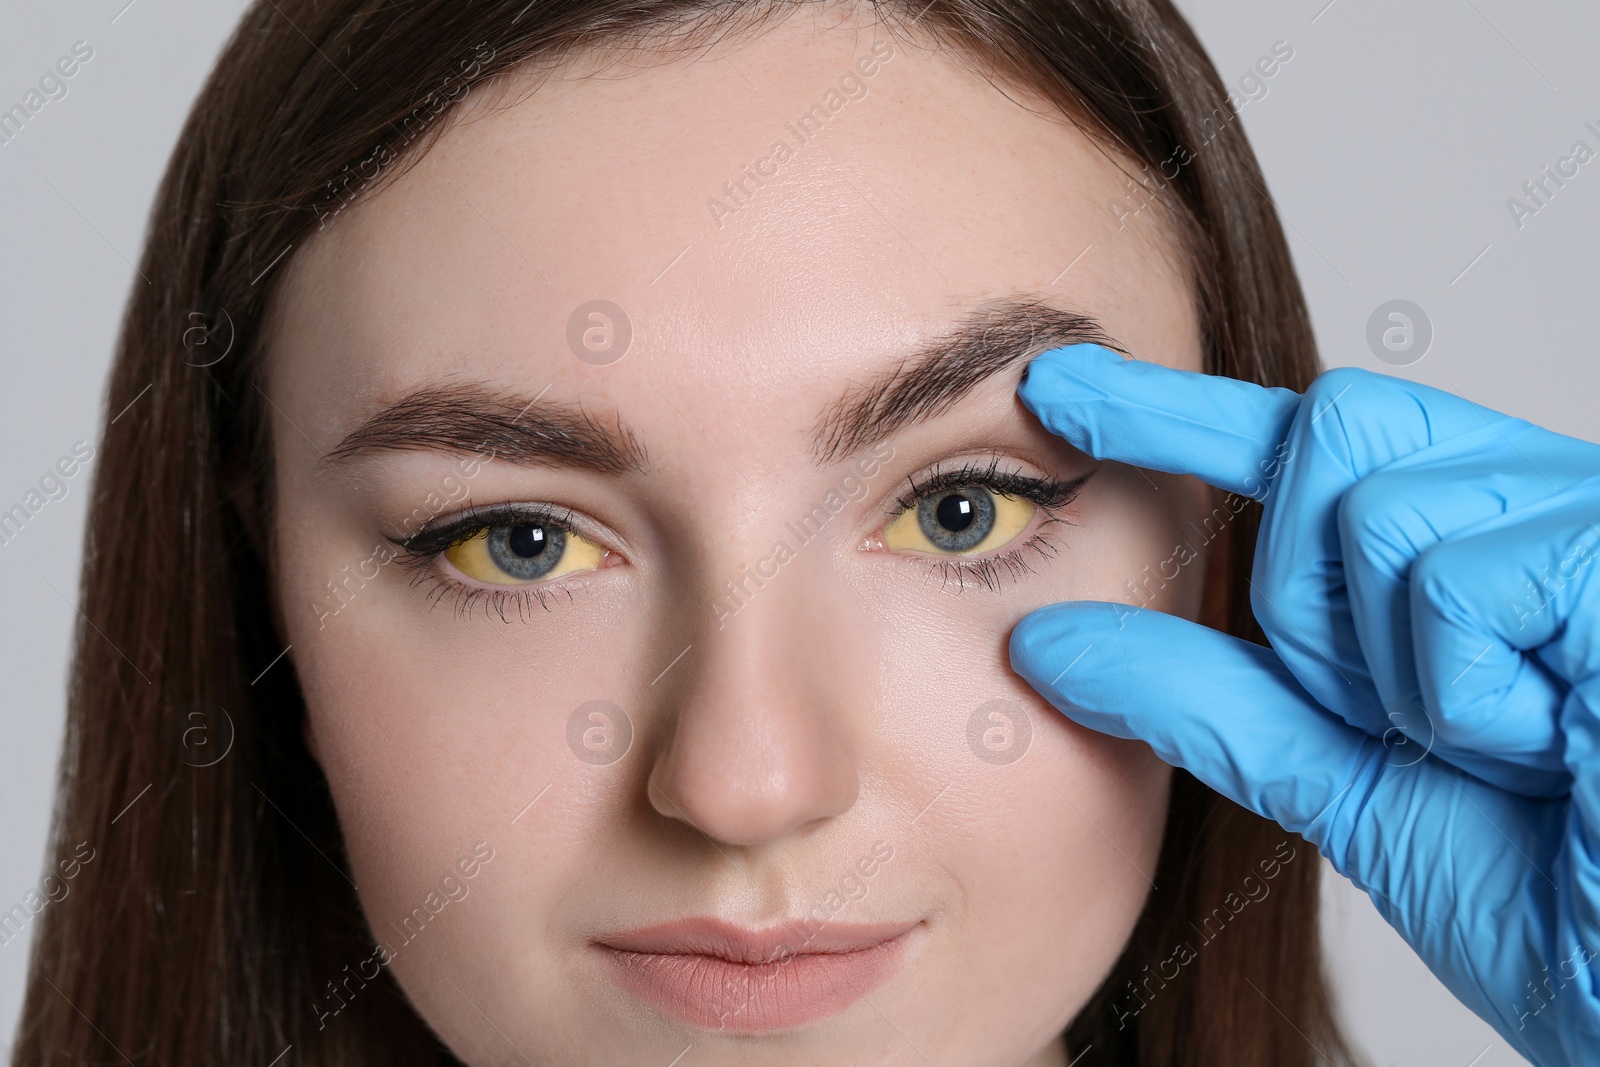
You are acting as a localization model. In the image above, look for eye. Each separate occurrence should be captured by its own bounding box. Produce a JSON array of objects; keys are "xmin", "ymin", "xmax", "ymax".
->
[
  {"xmin": 443, "ymin": 521, "xmax": 604, "ymax": 585},
  {"xmin": 882, "ymin": 485, "xmax": 1036, "ymax": 556},
  {"xmin": 388, "ymin": 503, "xmax": 622, "ymax": 620},
  {"xmin": 871, "ymin": 457, "xmax": 1092, "ymax": 579}
]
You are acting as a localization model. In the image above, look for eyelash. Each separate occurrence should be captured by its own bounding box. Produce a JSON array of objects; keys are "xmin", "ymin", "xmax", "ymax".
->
[
  {"xmin": 387, "ymin": 458, "xmax": 1090, "ymax": 618},
  {"xmin": 389, "ymin": 503, "xmax": 593, "ymax": 622},
  {"xmin": 887, "ymin": 458, "xmax": 1089, "ymax": 593}
]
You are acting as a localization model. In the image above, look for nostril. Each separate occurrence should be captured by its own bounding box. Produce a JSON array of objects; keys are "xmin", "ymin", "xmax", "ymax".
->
[{"xmin": 646, "ymin": 777, "xmax": 696, "ymax": 825}]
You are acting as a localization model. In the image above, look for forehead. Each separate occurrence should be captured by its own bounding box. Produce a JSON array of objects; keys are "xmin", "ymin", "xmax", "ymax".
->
[{"xmin": 264, "ymin": 8, "xmax": 1196, "ymax": 450}]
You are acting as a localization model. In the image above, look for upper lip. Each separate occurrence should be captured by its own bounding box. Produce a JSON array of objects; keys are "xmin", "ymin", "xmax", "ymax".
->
[{"xmin": 595, "ymin": 916, "xmax": 919, "ymax": 964}]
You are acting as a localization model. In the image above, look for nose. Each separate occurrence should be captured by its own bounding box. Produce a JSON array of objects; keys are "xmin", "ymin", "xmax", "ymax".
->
[{"xmin": 646, "ymin": 568, "xmax": 864, "ymax": 848}]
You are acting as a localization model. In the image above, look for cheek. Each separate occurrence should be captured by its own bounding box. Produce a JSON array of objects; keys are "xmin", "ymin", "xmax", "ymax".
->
[
  {"xmin": 952, "ymin": 725, "xmax": 1169, "ymax": 1032},
  {"xmin": 275, "ymin": 514, "xmax": 656, "ymax": 997},
  {"xmin": 856, "ymin": 551, "xmax": 1173, "ymax": 1039},
  {"xmin": 872, "ymin": 620, "xmax": 1171, "ymax": 1044},
  {"xmin": 841, "ymin": 461, "xmax": 1207, "ymax": 1032}
]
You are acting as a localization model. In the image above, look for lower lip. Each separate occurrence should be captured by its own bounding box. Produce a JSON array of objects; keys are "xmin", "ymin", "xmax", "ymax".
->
[{"xmin": 595, "ymin": 932, "xmax": 912, "ymax": 1032}]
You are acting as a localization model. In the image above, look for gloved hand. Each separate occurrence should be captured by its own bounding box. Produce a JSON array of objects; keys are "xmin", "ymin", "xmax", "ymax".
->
[{"xmin": 1007, "ymin": 343, "xmax": 1600, "ymax": 1066}]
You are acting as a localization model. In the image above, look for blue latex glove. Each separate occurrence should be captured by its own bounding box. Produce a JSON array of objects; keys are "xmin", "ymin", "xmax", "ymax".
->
[{"xmin": 1008, "ymin": 344, "xmax": 1600, "ymax": 1066}]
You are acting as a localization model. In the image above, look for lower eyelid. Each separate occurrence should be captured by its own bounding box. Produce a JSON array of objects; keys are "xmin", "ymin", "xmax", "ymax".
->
[{"xmin": 912, "ymin": 529, "xmax": 1065, "ymax": 593}]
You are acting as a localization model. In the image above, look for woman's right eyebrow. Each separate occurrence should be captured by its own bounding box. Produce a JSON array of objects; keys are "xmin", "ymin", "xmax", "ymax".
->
[{"xmin": 325, "ymin": 383, "xmax": 648, "ymax": 475}]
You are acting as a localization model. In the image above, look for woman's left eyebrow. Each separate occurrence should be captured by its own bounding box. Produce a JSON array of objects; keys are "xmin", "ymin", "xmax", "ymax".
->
[
  {"xmin": 326, "ymin": 383, "xmax": 648, "ymax": 475},
  {"xmin": 810, "ymin": 296, "xmax": 1124, "ymax": 464}
]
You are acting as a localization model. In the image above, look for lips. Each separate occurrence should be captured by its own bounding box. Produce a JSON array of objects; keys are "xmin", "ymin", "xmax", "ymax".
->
[{"xmin": 593, "ymin": 916, "xmax": 918, "ymax": 1031}]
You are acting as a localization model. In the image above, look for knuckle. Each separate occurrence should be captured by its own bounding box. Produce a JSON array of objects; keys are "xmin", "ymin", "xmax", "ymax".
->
[
  {"xmin": 1335, "ymin": 471, "xmax": 1416, "ymax": 566},
  {"xmin": 1306, "ymin": 365, "xmax": 1371, "ymax": 402},
  {"xmin": 1300, "ymin": 367, "xmax": 1410, "ymax": 447},
  {"xmin": 1408, "ymin": 540, "xmax": 1458, "ymax": 608}
]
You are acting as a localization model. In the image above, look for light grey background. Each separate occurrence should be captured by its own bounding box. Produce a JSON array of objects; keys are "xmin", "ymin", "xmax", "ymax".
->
[{"xmin": 2, "ymin": 0, "xmax": 1594, "ymax": 1063}]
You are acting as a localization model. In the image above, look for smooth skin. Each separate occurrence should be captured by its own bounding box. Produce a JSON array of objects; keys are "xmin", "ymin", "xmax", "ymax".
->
[
  {"xmin": 1010, "ymin": 345, "xmax": 1600, "ymax": 1065},
  {"xmin": 262, "ymin": 6, "xmax": 1228, "ymax": 1065}
]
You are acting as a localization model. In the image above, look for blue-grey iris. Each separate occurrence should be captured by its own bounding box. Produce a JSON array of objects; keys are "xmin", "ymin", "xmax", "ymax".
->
[
  {"xmin": 917, "ymin": 488, "xmax": 995, "ymax": 552},
  {"xmin": 486, "ymin": 523, "xmax": 566, "ymax": 580}
]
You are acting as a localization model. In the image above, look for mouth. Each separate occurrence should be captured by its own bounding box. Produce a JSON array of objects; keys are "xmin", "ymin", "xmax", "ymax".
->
[{"xmin": 592, "ymin": 916, "xmax": 920, "ymax": 1032}]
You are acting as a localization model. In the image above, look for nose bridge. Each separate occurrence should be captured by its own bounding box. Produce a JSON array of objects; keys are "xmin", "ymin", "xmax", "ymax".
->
[{"xmin": 647, "ymin": 543, "xmax": 866, "ymax": 848}]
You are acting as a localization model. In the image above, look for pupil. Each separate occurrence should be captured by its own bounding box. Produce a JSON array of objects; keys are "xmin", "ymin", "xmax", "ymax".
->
[
  {"xmin": 936, "ymin": 493, "xmax": 975, "ymax": 532},
  {"xmin": 507, "ymin": 525, "xmax": 547, "ymax": 558}
]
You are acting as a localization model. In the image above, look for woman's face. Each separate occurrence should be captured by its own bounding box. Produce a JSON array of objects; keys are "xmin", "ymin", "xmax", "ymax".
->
[{"xmin": 265, "ymin": 8, "xmax": 1217, "ymax": 1065}]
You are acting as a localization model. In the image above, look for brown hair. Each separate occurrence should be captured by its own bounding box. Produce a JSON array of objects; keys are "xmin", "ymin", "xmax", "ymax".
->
[{"xmin": 13, "ymin": 1, "xmax": 1350, "ymax": 1064}]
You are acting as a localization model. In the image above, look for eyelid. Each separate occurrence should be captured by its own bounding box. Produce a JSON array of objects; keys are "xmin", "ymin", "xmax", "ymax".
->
[
  {"xmin": 885, "ymin": 454, "xmax": 1093, "ymax": 518},
  {"xmin": 393, "ymin": 501, "xmax": 611, "ymax": 557}
]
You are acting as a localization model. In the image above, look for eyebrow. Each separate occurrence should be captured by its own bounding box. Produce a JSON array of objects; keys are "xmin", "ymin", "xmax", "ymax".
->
[
  {"xmin": 810, "ymin": 296, "xmax": 1125, "ymax": 463},
  {"xmin": 326, "ymin": 296, "xmax": 1118, "ymax": 475},
  {"xmin": 327, "ymin": 384, "xmax": 648, "ymax": 475}
]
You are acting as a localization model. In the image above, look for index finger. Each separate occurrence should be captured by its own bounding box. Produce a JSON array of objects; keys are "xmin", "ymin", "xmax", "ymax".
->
[{"xmin": 1017, "ymin": 343, "xmax": 1302, "ymax": 497}]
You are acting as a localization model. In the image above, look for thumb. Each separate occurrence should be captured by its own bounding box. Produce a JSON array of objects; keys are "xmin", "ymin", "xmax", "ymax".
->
[
  {"xmin": 1011, "ymin": 602, "xmax": 1582, "ymax": 1060},
  {"xmin": 1008, "ymin": 601, "xmax": 1380, "ymax": 843}
]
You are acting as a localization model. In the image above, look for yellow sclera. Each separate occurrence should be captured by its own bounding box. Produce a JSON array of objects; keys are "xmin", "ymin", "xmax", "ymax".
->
[
  {"xmin": 882, "ymin": 490, "xmax": 1035, "ymax": 556},
  {"xmin": 442, "ymin": 526, "xmax": 604, "ymax": 585}
]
